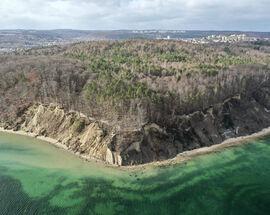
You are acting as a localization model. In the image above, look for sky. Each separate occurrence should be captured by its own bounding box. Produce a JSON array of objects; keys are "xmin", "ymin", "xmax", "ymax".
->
[{"xmin": 0, "ymin": 0, "xmax": 269, "ymax": 31}]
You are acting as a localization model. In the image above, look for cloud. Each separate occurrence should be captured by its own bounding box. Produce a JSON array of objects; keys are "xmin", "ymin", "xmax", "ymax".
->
[{"xmin": 0, "ymin": 0, "xmax": 269, "ymax": 31}]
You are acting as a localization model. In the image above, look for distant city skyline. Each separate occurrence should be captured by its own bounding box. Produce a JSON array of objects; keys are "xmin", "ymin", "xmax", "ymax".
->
[{"xmin": 0, "ymin": 0, "xmax": 269, "ymax": 31}]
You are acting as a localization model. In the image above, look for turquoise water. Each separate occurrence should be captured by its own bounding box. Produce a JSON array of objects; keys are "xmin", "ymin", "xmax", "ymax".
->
[{"xmin": 0, "ymin": 132, "xmax": 270, "ymax": 215}]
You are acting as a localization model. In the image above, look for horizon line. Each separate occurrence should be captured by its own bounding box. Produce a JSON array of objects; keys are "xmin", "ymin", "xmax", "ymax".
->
[{"xmin": 0, "ymin": 28, "xmax": 269, "ymax": 33}]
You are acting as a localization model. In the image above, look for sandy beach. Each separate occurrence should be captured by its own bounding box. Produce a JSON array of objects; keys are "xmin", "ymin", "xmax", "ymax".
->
[
  {"xmin": 1, "ymin": 126, "xmax": 270, "ymax": 170},
  {"xmin": 0, "ymin": 127, "xmax": 110, "ymax": 167}
]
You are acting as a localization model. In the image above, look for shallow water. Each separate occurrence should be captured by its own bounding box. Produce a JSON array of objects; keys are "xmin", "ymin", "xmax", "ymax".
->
[{"xmin": 0, "ymin": 132, "xmax": 270, "ymax": 215}]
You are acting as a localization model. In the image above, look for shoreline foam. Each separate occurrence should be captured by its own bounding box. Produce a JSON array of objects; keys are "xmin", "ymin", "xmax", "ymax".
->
[{"xmin": 1, "ymin": 126, "xmax": 270, "ymax": 170}]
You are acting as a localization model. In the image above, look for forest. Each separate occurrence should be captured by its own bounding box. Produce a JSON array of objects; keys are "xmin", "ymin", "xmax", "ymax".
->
[
  {"xmin": 1, "ymin": 40, "xmax": 269, "ymax": 128},
  {"xmin": 1, "ymin": 40, "xmax": 270, "ymax": 164}
]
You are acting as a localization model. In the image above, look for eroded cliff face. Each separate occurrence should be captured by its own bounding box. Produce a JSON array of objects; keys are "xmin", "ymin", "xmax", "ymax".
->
[
  {"xmin": 2, "ymin": 90, "xmax": 270, "ymax": 166},
  {"xmin": 1, "ymin": 104, "xmax": 120, "ymax": 165},
  {"xmin": 109, "ymin": 93, "xmax": 270, "ymax": 165}
]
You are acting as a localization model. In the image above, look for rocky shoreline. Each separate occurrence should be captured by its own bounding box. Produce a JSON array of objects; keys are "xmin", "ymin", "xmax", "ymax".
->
[{"xmin": 1, "ymin": 125, "xmax": 270, "ymax": 170}]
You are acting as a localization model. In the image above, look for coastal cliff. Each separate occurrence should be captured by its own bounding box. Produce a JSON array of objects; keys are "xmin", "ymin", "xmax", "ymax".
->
[
  {"xmin": 2, "ymin": 91, "xmax": 270, "ymax": 166},
  {"xmin": 1, "ymin": 40, "xmax": 270, "ymax": 165}
]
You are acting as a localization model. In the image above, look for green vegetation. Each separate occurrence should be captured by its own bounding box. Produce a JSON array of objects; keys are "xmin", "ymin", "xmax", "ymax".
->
[
  {"xmin": 158, "ymin": 52, "xmax": 188, "ymax": 62},
  {"xmin": 65, "ymin": 41, "xmax": 269, "ymax": 81},
  {"xmin": 1, "ymin": 40, "xmax": 269, "ymax": 120},
  {"xmin": 215, "ymin": 55, "xmax": 256, "ymax": 66},
  {"xmin": 52, "ymin": 41, "xmax": 270, "ymax": 114},
  {"xmin": 198, "ymin": 64, "xmax": 220, "ymax": 76},
  {"xmin": 72, "ymin": 119, "xmax": 86, "ymax": 133},
  {"xmin": 84, "ymin": 79, "xmax": 159, "ymax": 102}
]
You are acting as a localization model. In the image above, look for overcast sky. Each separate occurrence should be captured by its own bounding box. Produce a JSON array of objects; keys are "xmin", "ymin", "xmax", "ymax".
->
[{"xmin": 0, "ymin": 0, "xmax": 269, "ymax": 31}]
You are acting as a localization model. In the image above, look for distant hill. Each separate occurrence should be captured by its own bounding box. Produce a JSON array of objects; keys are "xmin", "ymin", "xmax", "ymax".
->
[{"xmin": 1, "ymin": 29, "xmax": 270, "ymax": 52}]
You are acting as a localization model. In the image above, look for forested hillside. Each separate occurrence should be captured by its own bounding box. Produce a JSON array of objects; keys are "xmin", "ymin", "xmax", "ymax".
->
[{"xmin": 1, "ymin": 40, "xmax": 270, "ymax": 165}]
